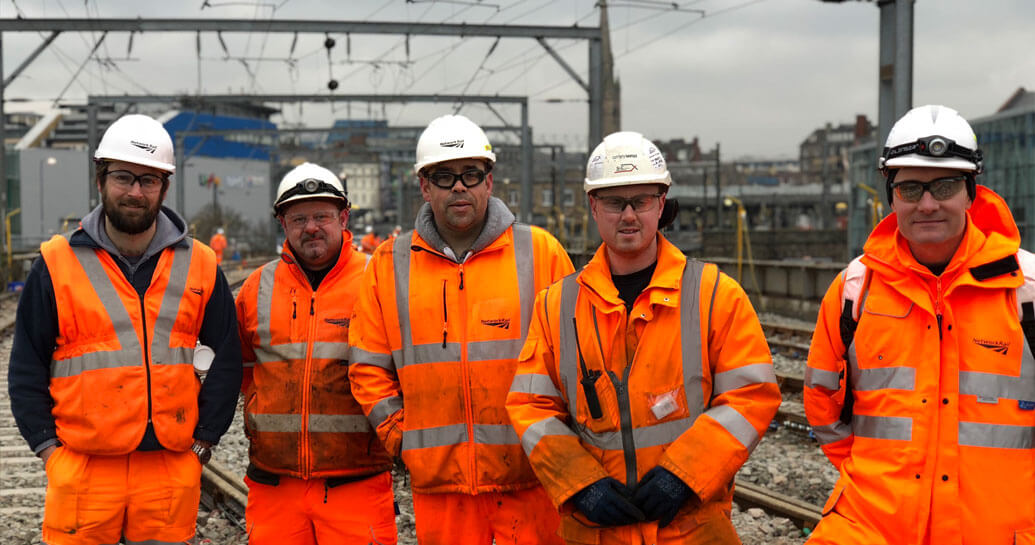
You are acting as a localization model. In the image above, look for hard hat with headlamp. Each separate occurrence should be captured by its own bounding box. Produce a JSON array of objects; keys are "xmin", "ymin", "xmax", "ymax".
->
[
  {"xmin": 879, "ymin": 105, "xmax": 983, "ymax": 203},
  {"xmin": 274, "ymin": 162, "xmax": 348, "ymax": 214},
  {"xmin": 414, "ymin": 114, "xmax": 496, "ymax": 175},
  {"xmin": 584, "ymin": 131, "xmax": 671, "ymax": 193}
]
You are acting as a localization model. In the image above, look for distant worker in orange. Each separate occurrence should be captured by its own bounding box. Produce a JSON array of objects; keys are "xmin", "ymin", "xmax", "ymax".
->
[
  {"xmin": 210, "ymin": 227, "xmax": 228, "ymax": 264},
  {"xmin": 7, "ymin": 113, "xmax": 242, "ymax": 545},
  {"xmin": 805, "ymin": 105, "xmax": 1035, "ymax": 544},
  {"xmin": 236, "ymin": 163, "xmax": 396, "ymax": 544},
  {"xmin": 349, "ymin": 114, "xmax": 574, "ymax": 545},
  {"xmin": 360, "ymin": 225, "xmax": 381, "ymax": 254}
]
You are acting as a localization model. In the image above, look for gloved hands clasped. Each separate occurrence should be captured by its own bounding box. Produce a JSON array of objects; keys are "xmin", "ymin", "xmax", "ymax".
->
[
  {"xmin": 572, "ymin": 477, "xmax": 645, "ymax": 527},
  {"xmin": 632, "ymin": 466, "xmax": 696, "ymax": 528},
  {"xmin": 573, "ymin": 467, "xmax": 696, "ymax": 528}
]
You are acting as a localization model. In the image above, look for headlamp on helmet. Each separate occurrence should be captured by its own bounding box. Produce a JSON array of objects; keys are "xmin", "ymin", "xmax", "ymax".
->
[
  {"xmin": 879, "ymin": 134, "xmax": 984, "ymax": 174},
  {"xmin": 274, "ymin": 178, "xmax": 348, "ymax": 214}
]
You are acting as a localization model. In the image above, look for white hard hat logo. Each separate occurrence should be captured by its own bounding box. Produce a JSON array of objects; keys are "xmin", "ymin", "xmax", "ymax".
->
[
  {"xmin": 615, "ymin": 164, "xmax": 638, "ymax": 174},
  {"xmin": 440, "ymin": 139, "xmax": 465, "ymax": 148},
  {"xmin": 131, "ymin": 141, "xmax": 157, "ymax": 154}
]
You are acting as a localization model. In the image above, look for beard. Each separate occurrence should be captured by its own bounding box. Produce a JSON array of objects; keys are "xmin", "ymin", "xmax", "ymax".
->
[{"xmin": 101, "ymin": 187, "xmax": 164, "ymax": 235}]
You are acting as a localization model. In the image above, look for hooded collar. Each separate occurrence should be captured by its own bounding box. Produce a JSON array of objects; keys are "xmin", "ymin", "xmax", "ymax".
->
[
  {"xmin": 414, "ymin": 196, "xmax": 515, "ymax": 262},
  {"xmin": 862, "ymin": 185, "xmax": 1021, "ymax": 288},
  {"xmin": 76, "ymin": 204, "xmax": 189, "ymax": 274}
]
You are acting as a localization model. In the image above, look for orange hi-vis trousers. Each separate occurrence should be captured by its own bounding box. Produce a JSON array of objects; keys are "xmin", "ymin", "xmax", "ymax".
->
[
  {"xmin": 42, "ymin": 447, "xmax": 201, "ymax": 545},
  {"xmin": 412, "ymin": 485, "xmax": 563, "ymax": 545},
  {"xmin": 245, "ymin": 470, "xmax": 397, "ymax": 545}
]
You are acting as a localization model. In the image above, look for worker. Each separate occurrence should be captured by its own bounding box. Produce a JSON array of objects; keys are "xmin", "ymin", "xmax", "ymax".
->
[
  {"xmin": 210, "ymin": 227, "xmax": 228, "ymax": 264},
  {"xmin": 7, "ymin": 114, "xmax": 242, "ymax": 544},
  {"xmin": 348, "ymin": 114, "xmax": 574, "ymax": 545},
  {"xmin": 360, "ymin": 225, "xmax": 381, "ymax": 254},
  {"xmin": 505, "ymin": 131, "xmax": 781, "ymax": 544},
  {"xmin": 804, "ymin": 104, "xmax": 1035, "ymax": 544},
  {"xmin": 235, "ymin": 163, "xmax": 396, "ymax": 544}
]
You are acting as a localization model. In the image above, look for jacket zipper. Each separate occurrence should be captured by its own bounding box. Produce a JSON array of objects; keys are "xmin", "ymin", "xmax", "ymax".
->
[
  {"xmin": 139, "ymin": 297, "xmax": 154, "ymax": 431},
  {"xmin": 935, "ymin": 277, "xmax": 943, "ymax": 340},
  {"xmin": 455, "ymin": 263, "xmax": 478, "ymax": 494},
  {"xmin": 301, "ymin": 293, "xmax": 317, "ymax": 479},
  {"xmin": 593, "ymin": 311, "xmax": 638, "ymax": 488},
  {"xmin": 441, "ymin": 280, "xmax": 449, "ymax": 348}
]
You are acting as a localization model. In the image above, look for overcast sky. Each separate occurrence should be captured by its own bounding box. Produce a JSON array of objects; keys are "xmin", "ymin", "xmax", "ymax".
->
[{"xmin": 3, "ymin": 0, "xmax": 1034, "ymax": 159}]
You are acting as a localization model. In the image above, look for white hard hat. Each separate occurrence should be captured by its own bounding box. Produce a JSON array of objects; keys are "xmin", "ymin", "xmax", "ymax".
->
[
  {"xmin": 365, "ymin": 225, "xmax": 373, "ymax": 233},
  {"xmin": 216, "ymin": 228, "xmax": 224, "ymax": 235},
  {"xmin": 414, "ymin": 114, "xmax": 496, "ymax": 174},
  {"xmin": 274, "ymin": 162, "xmax": 348, "ymax": 213},
  {"xmin": 584, "ymin": 131, "xmax": 671, "ymax": 193},
  {"xmin": 879, "ymin": 104, "xmax": 983, "ymax": 173},
  {"xmin": 94, "ymin": 114, "xmax": 176, "ymax": 173}
]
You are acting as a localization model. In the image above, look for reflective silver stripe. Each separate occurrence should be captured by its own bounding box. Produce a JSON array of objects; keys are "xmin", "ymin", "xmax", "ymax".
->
[
  {"xmin": 713, "ymin": 362, "xmax": 777, "ymax": 395},
  {"xmin": 249, "ymin": 413, "xmax": 302, "ymax": 432},
  {"xmin": 254, "ymin": 259, "xmax": 279, "ymax": 347},
  {"xmin": 580, "ymin": 418, "xmax": 697, "ymax": 451},
  {"xmin": 351, "ymin": 347, "xmax": 395, "ymax": 370},
  {"xmin": 521, "ymin": 416, "xmax": 577, "ymax": 456},
  {"xmin": 853, "ymin": 414, "xmax": 911, "ymax": 441},
  {"xmin": 392, "ymin": 342, "xmax": 462, "ymax": 368},
  {"xmin": 392, "ymin": 232, "xmax": 416, "ymax": 367},
  {"xmin": 959, "ymin": 337, "xmax": 1035, "ymax": 401},
  {"xmin": 468, "ymin": 338, "xmax": 525, "ymax": 362},
  {"xmin": 557, "ymin": 275, "xmax": 580, "ymax": 415},
  {"xmin": 512, "ymin": 224, "xmax": 534, "ymax": 343},
  {"xmin": 959, "ymin": 421, "xmax": 1035, "ymax": 449},
  {"xmin": 149, "ymin": 241, "xmax": 193, "ymax": 366},
  {"xmin": 154, "ymin": 346, "xmax": 193, "ymax": 367},
  {"xmin": 847, "ymin": 335, "xmax": 916, "ymax": 392},
  {"xmin": 254, "ymin": 343, "xmax": 309, "ymax": 364},
  {"xmin": 473, "ymin": 424, "xmax": 521, "ymax": 445},
  {"xmin": 52, "ymin": 351, "xmax": 139, "ymax": 378},
  {"xmin": 60, "ymin": 246, "xmax": 142, "ymax": 372},
  {"xmin": 680, "ymin": 260, "xmax": 706, "ymax": 420},
  {"xmin": 311, "ymin": 341, "xmax": 349, "ymax": 361},
  {"xmin": 705, "ymin": 404, "xmax": 761, "ymax": 451},
  {"xmin": 308, "ymin": 414, "xmax": 372, "ymax": 433},
  {"xmin": 811, "ymin": 420, "xmax": 852, "ymax": 445},
  {"xmin": 509, "ymin": 373, "xmax": 562, "ymax": 397},
  {"xmin": 401, "ymin": 423, "xmax": 468, "ymax": 450},
  {"xmin": 805, "ymin": 366, "xmax": 841, "ymax": 391},
  {"xmin": 368, "ymin": 396, "xmax": 403, "ymax": 429}
]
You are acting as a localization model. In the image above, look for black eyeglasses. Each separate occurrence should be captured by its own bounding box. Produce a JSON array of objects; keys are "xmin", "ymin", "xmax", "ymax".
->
[
  {"xmin": 890, "ymin": 175, "xmax": 968, "ymax": 203},
  {"xmin": 105, "ymin": 170, "xmax": 166, "ymax": 193},
  {"xmin": 426, "ymin": 169, "xmax": 487, "ymax": 189}
]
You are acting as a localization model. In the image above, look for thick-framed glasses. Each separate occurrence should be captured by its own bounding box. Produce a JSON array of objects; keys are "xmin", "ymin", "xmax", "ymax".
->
[
  {"xmin": 284, "ymin": 211, "xmax": 339, "ymax": 229},
  {"xmin": 105, "ymin": 170, "xmax": 166, "ymax": 193},
  {"xmin": 426, "ymin": 169, "xmax": 487, "ymax": 189},
  {"xmin": 890, "ymin": 175, "xmax": 968, "ymax": 203},
  {"xmin": 594, "ymin": 193, "xmax": 662, "ymax": 214}
]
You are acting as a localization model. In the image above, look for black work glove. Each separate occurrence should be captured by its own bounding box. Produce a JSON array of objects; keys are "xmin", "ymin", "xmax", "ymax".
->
[
  {"xmin": 632, "ymin": 466, "xmax": 696, "ymax": 528},
  {"xmin": 572, "ymin": 477, "xmax": 646, "ymax": 527}
]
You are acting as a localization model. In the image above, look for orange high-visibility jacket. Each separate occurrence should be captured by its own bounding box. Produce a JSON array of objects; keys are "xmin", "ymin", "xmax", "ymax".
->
[
  {"xmin": 348, "ymin": 202, "xmax": 574, "ymax": 495},
  {"xmin": 505, "ymin": 236, "xmax": 780, "ymax": 542},
  {"xmin": 236, "ymin": 232, "xmax": 392, "ymax": 480},
  {"xmin": 804, "ymin": 186, "xmax": 1035, "ymax": 545},
  {"xmin": 41, "ymin": 233, "xmax": 216, "ymax": 455}
]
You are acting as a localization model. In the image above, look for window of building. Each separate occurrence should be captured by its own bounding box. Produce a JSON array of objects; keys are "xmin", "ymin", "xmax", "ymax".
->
[{"xmin": 542, "ymin": 189, "xmax": 553, "ymax": 207}]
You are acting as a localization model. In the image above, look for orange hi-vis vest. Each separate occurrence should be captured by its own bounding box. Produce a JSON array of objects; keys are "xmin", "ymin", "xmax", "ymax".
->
[
  {"xmin": 349, "ymin": 224, "xmax": 575, "ymax": 494},
  {"xmin": 237, "ymin": 236, "xmax": 392, "ymax": 480},
  {"xmin": 41, "ymin": 233, "xmax": 216, "ymax": 455}
]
